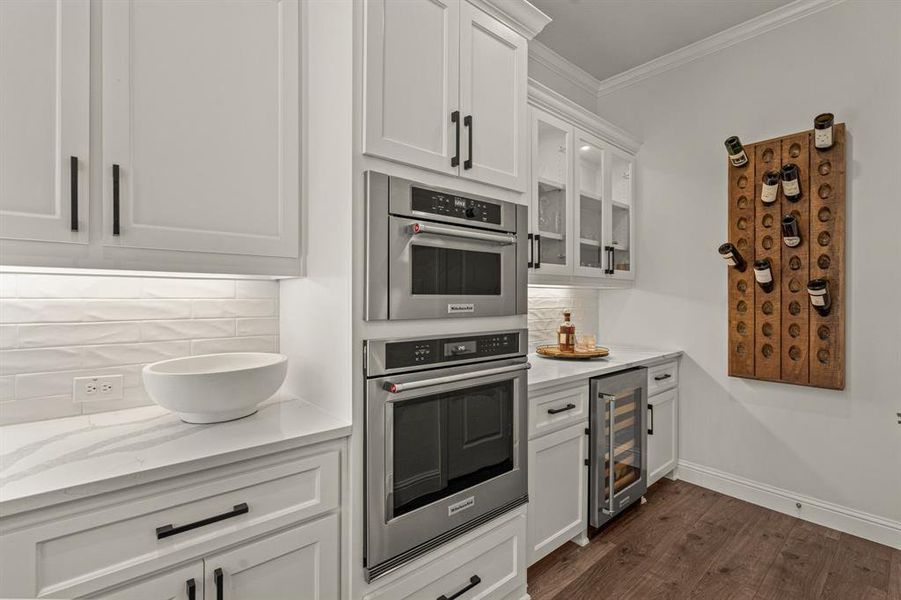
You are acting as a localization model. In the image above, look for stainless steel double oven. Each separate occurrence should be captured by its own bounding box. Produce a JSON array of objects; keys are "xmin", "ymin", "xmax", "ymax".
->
[
  {"xmin": 365, "ymin": 171, "xmax": 528, "ymax": 321},
  {"xmin": 364, "ymin": 330, "xmax": 529, "ymax": 581}
]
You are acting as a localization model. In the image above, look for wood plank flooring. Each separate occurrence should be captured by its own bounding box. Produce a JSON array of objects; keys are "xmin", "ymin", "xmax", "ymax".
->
[{"xmin": 527, "ymin": 479, "xmax": 900, "ymax": 600}]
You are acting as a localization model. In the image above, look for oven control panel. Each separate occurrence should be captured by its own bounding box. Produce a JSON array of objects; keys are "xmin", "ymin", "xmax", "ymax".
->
[
  {"xmin": 385, "ymin": 332, "xmax": 521, "ymax": 370},
  {"xmin": 411, "ymin": 187, "xmax": 502, "ymax": 225}
]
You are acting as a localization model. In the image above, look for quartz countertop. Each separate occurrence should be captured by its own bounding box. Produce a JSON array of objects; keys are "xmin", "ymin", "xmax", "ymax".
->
[
  {"xmin": 528, "ymin": 345, "xmax": 682, "ymax": 392},
  {"xmin": 0, "ymin": 397, "xmax": 351, "ymax": 516}
]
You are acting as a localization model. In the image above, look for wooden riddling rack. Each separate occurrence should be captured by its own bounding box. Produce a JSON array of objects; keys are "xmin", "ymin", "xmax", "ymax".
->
[{"xmin": 727, "ymin": 124, "xmax": 845, "ymax": 390}]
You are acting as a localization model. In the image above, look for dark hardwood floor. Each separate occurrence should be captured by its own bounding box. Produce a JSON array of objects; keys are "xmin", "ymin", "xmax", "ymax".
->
[{"xmin": 527, "ymin": 479, "xmax": 901, "ymax": 600}]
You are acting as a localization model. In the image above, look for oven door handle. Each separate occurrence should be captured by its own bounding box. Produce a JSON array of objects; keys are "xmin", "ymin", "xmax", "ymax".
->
[
  {"xmin": 409, "ymin": 222, "xmax": 517, "ymax": 245},
  {"xmin": 384, "ymin": 363, "xmax": 530, "ymax": 394}
]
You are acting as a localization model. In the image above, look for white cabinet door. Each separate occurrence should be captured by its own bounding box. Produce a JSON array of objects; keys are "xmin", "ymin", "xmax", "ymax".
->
[
  {"xmin": 90, "ymin": 562, "xmax": 203, "ymax": 600},
  {"xmin": 528, "ymin": 422, "xmax": 587, "ymax": 565},
  {"xmin": 102, "ymin": 0, "xmax": 299, "ymax": 258},
  {"xmin": 459, "ymin": 1, "xmax": 527, "ymax": 192},
  {"xmin": 530, "ymin": 107, "xmax": 574, "ymax": 276},
  {"xmin": 203, "ymin": 514, "xmax": 338, "ymax": 600},
  {"xmin": 363, "ymin": 0, "xmax": 460, "ymax": 175},
  {"xmin": 606, "ymin": 147, "xmax": 636, "ymax": 280},
  {"xmin": 573, "ymin": 128, "xmax": 607, "ymax": 278},
  {"xmin": 648, "ymin": 389, "xmax": 677, "ymax": 486},
  {"xmin": 0, "ymin": 0, "xmax": 89, "ymax": 244}
]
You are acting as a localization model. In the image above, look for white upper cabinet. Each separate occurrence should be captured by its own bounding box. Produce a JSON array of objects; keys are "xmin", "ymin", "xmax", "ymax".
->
[
  {"xmin": 531, "ymin": 109, "xmax": 573, "ymax": 275},
  {"xmin": 0, "ymin": 0, "xmax": 89, "ymax": 244},
  {"xmin": 364, "ymin": 0, "xmax": 460, "ymax": 176},
  {"xmin": 363, "ymin": 0, "xmax": 528, "ymax": 192},
  {"xmin": 458, "ymin": 1, "xmax": 528, "ymax": 191},
  {"xmin": 573, "ymin": 128, "xmax": 606, "ymax": 278},
  {"xmin": 102, "ymin": 0, "xmax": 299, "ymax": 258}
]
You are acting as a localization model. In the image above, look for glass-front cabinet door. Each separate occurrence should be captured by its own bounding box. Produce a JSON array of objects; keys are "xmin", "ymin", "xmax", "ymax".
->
[
  {"xmin": 574, "ymin": 129, "xmax": 606, "ymax": 276},
  {"xmin": 608, "ymin": 149, "xmax": 635, "ymax": 280},
  {"xmin": 530, "ymin": 108, "xmax": 573, "ymax": 275}
]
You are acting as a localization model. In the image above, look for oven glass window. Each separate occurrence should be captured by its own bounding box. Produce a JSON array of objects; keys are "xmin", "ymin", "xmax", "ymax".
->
[
  {"xmin": 391, "ymin": 380, "xmax": 514, "ymax": 518},
  {"xmin": 411, "ymin": 246, "xmax": 501, "ymax": 296}
]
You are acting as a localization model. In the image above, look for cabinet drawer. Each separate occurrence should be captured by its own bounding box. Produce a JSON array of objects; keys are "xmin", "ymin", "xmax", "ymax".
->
[
  {"xmin": 529, "ymin": 384, "xmax": 588, "ymax": 439},
  {"xmin": 647, "ymin": 360, "xmax": 678, "ymax": 395},
  {"xmin": 1, "ymin": 448, "xmax": 339, "ymax": 598},
  {"xmin": 365, "ymin": 512, "xmax": 525, "ymax": 600}
]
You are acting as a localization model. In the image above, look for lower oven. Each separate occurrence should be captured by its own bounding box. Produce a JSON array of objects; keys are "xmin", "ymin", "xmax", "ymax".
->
[{"xmin": 364, "ymin": 329, "xmax": 529, "ymax": 581}]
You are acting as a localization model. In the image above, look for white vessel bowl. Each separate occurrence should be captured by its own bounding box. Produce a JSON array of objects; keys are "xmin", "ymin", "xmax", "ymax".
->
[{"xmin": 142, "ymin": 353, "xmax": 288, "ymax": 423}]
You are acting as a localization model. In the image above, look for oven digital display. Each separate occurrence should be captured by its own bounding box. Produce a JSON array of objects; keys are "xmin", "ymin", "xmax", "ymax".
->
[
  {"xmin": 411, "ymin": 187, "xmax": 502, "ymax": 225},
  {"xmin": 385, "ymin": 333, "xmax": 520, "ymax": 370}
]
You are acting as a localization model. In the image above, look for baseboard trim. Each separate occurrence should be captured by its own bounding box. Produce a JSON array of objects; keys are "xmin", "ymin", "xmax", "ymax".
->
[{"xmin": 676, "ymin": 460, "xmax": 901, "ymax": 549}]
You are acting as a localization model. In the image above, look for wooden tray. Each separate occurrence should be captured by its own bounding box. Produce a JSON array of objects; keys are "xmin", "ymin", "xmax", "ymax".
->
[{"xmin": 536, "ymin": 345, "xmax": 610, "ymax": 360}]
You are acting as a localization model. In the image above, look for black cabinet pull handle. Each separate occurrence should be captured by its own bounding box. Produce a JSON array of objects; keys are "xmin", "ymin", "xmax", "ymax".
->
[
  {"xmin": 654, "ymin": 373, "xmax": 672, "ymax": 381},
  {"xmin": 534, "ymin": 234, "xmax": 541, "ymax": 269},
  {"xmin": 70, "ymin": 156, "xmax": 79, "ymax": 231},
  {"xmin": 648, "ymin": 404, "xmax": 655, "ymax": 435},
  {"xmin": 527, "ymin": 232, "xmax": 534, "ymax": 268},
  {"xmin": 112, "ymin": 164, "xmax": 121, "ymax": 236},
  {"xmin": 437, "ymin": 575, "xmax": 481, "ymax": 600},
  {"xmin": 214, "ymin": 568, "xmax": 224, "ymax": 600},
  {"xmin": 451, "ymin": 111, "xmax": 460, "ymax": 167},
  {"xmin": 463, "ymin": 115, "xmax": 473, "ymax": 170},
  {"xmin": 548, "ymin": 403, "xmax": 576, "ymax": 415},
  {"xmin": 603, "ymin": 246, "xmax": 612, "ymax": 274},
  {"xmin": 186, "ymin": 578, "xmax": 196, "ymax": 600},
  {"xmin": 156, "ymin": 503, "xmax": 248, "ymax": 539}
]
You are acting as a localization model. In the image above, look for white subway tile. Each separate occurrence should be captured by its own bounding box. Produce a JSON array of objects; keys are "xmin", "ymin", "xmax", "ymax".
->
[
  {"xmin": 236, "ymin": 280, "xmax": 279, "ymax": 298},
  {"xmin": 0, "ymin": 274, "xmax": 16, "ymax": 297},
  {"xmin": 0, "ymin": 325, "xmax": 16, "ymax": 349},
  {"xmin": 15, "ymin": 365, "xmax": 144, "ymax": 400},
  {"xmin": 82, "ymin": 341, "xmax": 190, "ymax": 369},
  {"xmin": 191, "ymin": 336, "xmax": 277, "ymax": 355},
  {"xmin": 141, "ymin": 278, "xmax": 235, "ymax": 298},
  {"xmin": 0, "ymin": 376, "xmax": 14, "ymax": 401},
  {"xmin": 0, "ymin": 300, "xmax": 84, "ymax": 323},
  {"xmin": 81, "ymin": 300, "xmax": 193, "ymax": 322},
  {"xmin": 236, "ymin": 318, "xmax": 278, "ymax": 336},
  {"xmin": 17, "ymin": 274, "xmax": 143, "ymax": 298},
  {"xmin": 0, "ymin": 347, "xmax": 83, "ymax": 375},
  {"xmin": 18, "ymin": 322, "xmax": 141, "ymax": 348},
  {"xmin": 140, "ymin": 319, "xmax": 234, "ymax": 341},
  {"xmin": 192, "ymin": 299, "xmax": 276, "ymax": 318},
  {"xmin": 0, "ymin": 396, "xmax": 81, "ymax": 426}
]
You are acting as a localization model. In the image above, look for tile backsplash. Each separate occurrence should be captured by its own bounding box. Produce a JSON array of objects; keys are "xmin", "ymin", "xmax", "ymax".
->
[
  {"xmin": 528, "ymin": 286, "xmax": 599, "ymax": 351},
  {"xmin": 0, "ymin": 274, "xmax": 279, "ymax": 425}
]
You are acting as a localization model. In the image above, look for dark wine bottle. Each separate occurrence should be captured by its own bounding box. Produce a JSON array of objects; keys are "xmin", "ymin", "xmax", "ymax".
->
[
  {"xmin": 724, "ymin": 136, "xmax": 748, "ymax": 167},
  {"xmin": 781, "ymin": 214, "xmax": 801, "ymax": 247},
  {"xmin": 761, "ymin": 170, "xmax": 780, "ymax": 205},
  {"xmin": 807, "ymin": 278, "xmax": 832, "ymax": 316},
  {"xmin": 754, "ymin": 259, "xmax": 774, "ymax": 293},
  {"xmin": 814, "ymin": 113, "xmax": 834, "ymax": 149},
  {"xmin": 781, "ymin": 163, "xmax": 801, "ymax": 202},
  {"xmin": 718, "ymin": 243, "xmax": 747, "ymax": 272}
]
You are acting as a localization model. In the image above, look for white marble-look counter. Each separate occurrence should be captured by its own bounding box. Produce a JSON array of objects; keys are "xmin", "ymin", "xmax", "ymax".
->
[
  {"xmin": 528, "ymin": 345, "xmax": 682, "ymax": 393},
  {"xmin": 0, "ymin": 397, "xmax": 351, "ymax": 516}
]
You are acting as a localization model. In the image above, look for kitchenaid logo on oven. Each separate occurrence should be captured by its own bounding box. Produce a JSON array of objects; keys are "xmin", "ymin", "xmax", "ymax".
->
[
  {"xmin": 447, "ymin": 303, "xmax": 475, "ymax": 314},
  {"xmin": 448, "ymin": 496, "xmax": 475, "ymax": 516}
]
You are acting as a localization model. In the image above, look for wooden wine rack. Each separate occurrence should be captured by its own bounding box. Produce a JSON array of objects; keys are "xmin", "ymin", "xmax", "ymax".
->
[{"xmin": 727, "ymin": 124, "xmax": 845, "ymax": 390}]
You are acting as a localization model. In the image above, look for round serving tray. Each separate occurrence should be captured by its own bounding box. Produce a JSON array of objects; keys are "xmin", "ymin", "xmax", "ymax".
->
[{"xmin": 536, "ymin": 345, "xmax": 610, "ymax": 360}]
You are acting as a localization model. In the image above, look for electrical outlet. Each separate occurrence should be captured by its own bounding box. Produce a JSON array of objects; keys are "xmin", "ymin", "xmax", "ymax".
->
[{"xmin": 73, "ymin": 375, "xmax": 124, "ymax": 403}]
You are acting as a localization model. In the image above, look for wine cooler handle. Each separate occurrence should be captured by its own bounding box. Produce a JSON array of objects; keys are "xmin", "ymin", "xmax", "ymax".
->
[
  {"xmin": 648, "ymin": 404, "xmax": 654, "ymax": 435},
  {"xmin": 70, "ymin": 156, "xmax": 79, "ymax": 232},
  {"xmin": 601, "ymin": 393, "xmax": 617, "ymax": 516},
  {"xmin": 186, "ymin": 578, "xmax": 196, "ymax": 600},
  {"xmin": 437, "ymin": 575, "xmax": 481, "ymax": 600},
  {"xmin": 214, "ymin": 568, "xmax": 224, "ymax": 600},
  {"xmin": 451, "ymin": 111, "xmax": 460, "ymax": 168}
]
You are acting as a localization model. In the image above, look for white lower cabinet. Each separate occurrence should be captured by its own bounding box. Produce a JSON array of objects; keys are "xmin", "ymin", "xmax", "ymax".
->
[
  {"xmin": 527, "ymin": 422, "xmax": 587, "ymax": 565},
  {"xmin": 648, "ymin": 388, "xmax": 678, "ymax": 486},
  {"xmin": 88, "ymin": 562, "xmax": 204, "ymax": 600}
]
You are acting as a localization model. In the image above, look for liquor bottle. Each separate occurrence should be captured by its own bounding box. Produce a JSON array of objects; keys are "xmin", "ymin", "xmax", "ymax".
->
[
  {"xmin": 761, "ymin": 170, "xmax": 780, "ymax": 205},
  {"xmin": 754, "ymin": 259, "xmax": 774, "ymax": 293},
  {"xmin": 718, "ymin": 242, "xmax": 747, "ymax": 271},
  {"xmin": 781, "ymin": 164, "xmax": 802, "ymax": 202},
  {"xmin": 557, "ymin": 310, "xmax": 576, "ymax": 353},
  {"xmin": 807, "ymin": 279, "xmax": 832, "ymax": 316},
  {"xmin": 781, "ymin": 214, "xmax": 801, "ymax": 247},
  {"xmin": 724, "ymin": 136, "xmax": 749, "ymax": 167},
  {"xmin": 814, "ymin": 113, "xmax": 835, "ymax": 150}
]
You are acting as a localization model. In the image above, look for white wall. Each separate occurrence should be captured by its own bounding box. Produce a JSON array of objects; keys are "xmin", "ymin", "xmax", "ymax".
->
[
  {"xmin": 595, "ymin": 0, "xmax": 901, "ymax": 527},
  {"xmin": 0, "ymin": 273, "xmax": 278, "ymax": 425}
]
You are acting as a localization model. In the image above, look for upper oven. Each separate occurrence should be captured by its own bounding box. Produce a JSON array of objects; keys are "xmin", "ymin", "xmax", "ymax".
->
[{"xmin": 365, "ymin": 171, "xmax": 528, "ymax": 320}]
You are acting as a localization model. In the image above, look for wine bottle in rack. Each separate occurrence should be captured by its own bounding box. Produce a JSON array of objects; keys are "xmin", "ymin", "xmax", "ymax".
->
[
  {"xmin": 724, "ymin": 136, "xmax": 749, "ymax": 167},
  {"xmin": 814, "ymin": 113, "xmax": 835, "ymax": 150},
  {"xmin": 754, "ymin": 259, "xmax": 774, "ymax": 293},
  {"xmin": 781, "ymin": 214, "xmax": 802, "ymax": 247},
  {"xmin": 781, "ymin": 164, "xmax": 802, "ymax": 202},
  {"xmin": 761, "ymin": 170, "xmax": 780, "ymax": 205},
  {"xmin": 807, "ymin": 279, "xmax": 832, "ymax": 316},
  {"xmin": 718, "ymin": 243, "xmax": 747, "ymax": 271}
]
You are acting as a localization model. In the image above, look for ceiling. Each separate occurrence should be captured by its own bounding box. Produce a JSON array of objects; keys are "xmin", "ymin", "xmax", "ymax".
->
[{"xmin": 531, "ymin": 0, "xmax": 794, "ymax": 82}]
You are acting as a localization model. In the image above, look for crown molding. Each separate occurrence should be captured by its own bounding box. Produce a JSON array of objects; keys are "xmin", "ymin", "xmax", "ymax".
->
[
  {"xmin": 528, "ymin": 78, "xmax": 641, "ymax": 155},
  {"xmin": 528, "ymin": 41, "xmax": 602, "ymax": 99},
  {"xmin": 596, "ymin": 0, "xmax": 847, "ymax": 97},
  {"xmin": 468, "ymin": 0, "xmax": 551, "ymax": 40}
]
